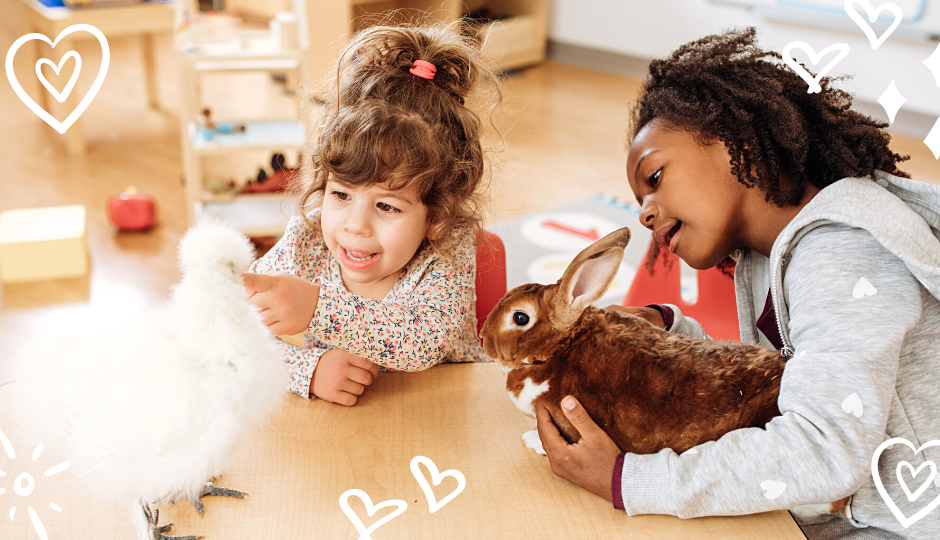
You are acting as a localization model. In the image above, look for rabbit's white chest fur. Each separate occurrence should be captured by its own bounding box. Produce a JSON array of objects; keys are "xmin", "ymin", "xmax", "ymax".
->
[{"xmin": 507, "ymin": 375, "xmax": 549, "ymax": 417}]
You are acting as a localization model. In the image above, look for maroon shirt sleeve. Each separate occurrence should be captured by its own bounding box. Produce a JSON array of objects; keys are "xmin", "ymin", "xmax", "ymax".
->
[
  {"xmin": 612, "ymin": 452, "xmax": 626, "ymax": 510},
  {"xmin": 645, "ymin": 304, "xmax": 674, "ymax": 330}
]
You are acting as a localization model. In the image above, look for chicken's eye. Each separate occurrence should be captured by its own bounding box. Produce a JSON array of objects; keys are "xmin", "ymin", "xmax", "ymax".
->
[{"xmin": 512, "ymin": 312, "xmax": 530, "ymax": 326}]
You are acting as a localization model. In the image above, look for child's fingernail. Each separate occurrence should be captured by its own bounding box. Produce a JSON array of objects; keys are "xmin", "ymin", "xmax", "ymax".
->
[{"xmin": 562, "ymin": 396, "xmax": 577, "ymax": 410}]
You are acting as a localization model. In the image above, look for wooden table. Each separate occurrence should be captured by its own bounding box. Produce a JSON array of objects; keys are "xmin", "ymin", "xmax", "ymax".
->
[
  {"xmin": 16, "ymin": 0, "xmax": 175, "ymax": 156},
  {"xmin": 0, "ymin": 364, "xmax": 805, "ymax": 539}
]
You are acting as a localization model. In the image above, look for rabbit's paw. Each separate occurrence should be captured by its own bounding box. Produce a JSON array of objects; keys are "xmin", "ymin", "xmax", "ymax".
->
[
  {"xmin": 522, "ymin": 429, "xmax": 546, "ymax": 455},
  {"xmin": 790, "ymin": 503, "xmax": 834, "ymax": 524}
]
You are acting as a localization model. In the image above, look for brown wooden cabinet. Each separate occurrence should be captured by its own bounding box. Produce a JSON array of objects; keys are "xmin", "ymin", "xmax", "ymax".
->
[{"xmin": 303, "ymin": 0, "xmax": 548, "ymax": 85}]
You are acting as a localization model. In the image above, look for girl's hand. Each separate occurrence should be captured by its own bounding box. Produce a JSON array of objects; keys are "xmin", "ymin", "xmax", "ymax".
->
[
  {"xmin": 242, "ymin": 272, "xmax": 320, "ymax": 336},
  {"xmin": 603, "ymin": 304, "xmax": 666, "ymax": 329},
  {"xmin": 536, "ymin": 396, "xmax": 621, "ymax": 502},
  {"xmin": 311, "ymin": 349, "xmax": 380, "ymax": 406}
]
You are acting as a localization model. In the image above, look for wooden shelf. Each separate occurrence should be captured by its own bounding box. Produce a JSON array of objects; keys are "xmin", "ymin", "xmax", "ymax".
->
[
  {"xmin": 304, "ymin": 0, "xmax": 548, "ymax": 82},
  {"xmin": 177, "ymin": 0, "xmax": 309, "ymax": 235},
  {"xmin": 188, "ymin": 119, "xmax": 304, "ymax": 155},
  {"xmin": 189, "ymin": 56, "xmax": 302, "ymax": 71},
  {"xmin": 197, "ymin": 192, "xmax": 295, "ymax": 238}
]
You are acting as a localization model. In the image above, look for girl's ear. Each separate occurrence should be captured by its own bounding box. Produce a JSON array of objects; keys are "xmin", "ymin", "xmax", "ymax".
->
[{"xmin": 549, "ymin": 228, "xmax": 631, "ymax": 329}]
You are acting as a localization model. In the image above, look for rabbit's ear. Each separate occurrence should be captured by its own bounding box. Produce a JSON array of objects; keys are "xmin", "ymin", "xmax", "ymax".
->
[{"xmin": 550, "ymin": 228, "xmax": 631, "ymax": 328}]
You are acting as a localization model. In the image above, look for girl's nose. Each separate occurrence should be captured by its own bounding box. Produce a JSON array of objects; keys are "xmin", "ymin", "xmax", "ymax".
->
[
  {"xmin": 639, "ymin": 198, "xmax": 657, "ymax": 231},
  {"xmin": 344, "ymin": 204, "xmax": 371, "ymax": 236}
]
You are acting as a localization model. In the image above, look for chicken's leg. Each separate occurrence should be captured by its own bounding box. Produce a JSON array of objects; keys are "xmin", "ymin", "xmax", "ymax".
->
[
  {"xmin": 189, "ymin": 481, "xmax": 247, "ymax": 517},
  {"xmin": 138, "ymin": 502, "xmax": 202, "ymax": 540}
]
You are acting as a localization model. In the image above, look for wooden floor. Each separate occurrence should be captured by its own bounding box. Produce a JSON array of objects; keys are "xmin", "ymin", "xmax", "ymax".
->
[{"xmin": 0, "ymin": 6, "xmax": 937, "ymax": 378}]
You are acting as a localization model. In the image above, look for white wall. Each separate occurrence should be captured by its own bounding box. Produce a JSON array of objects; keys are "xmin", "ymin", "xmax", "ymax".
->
[{"xmin": 548, "ymin": 0, "xmax": 940, "ymax": 118}]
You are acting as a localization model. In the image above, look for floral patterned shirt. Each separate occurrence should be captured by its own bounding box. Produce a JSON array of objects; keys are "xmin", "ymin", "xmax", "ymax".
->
[{"xmin": 249, "ymin": 208, "xmax": 488, "ymax": 399}]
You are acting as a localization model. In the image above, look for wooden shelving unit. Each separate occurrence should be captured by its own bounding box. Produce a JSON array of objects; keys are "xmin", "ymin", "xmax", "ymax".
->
[
  {"xmin": 177, "ymin": 0, "xmax": 546, "ymax": 236},
  {"xmin": 304, "ymin": 0, "xmax": 549, "ymax": 85},
  {"xmin": 177, "ymin": 0, "xmax": 308, "ymax": 236}
]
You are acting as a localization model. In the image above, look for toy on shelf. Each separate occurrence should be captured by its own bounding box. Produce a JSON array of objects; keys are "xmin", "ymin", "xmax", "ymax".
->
[
  {"xmin": 241, "ymin": 153, "xmax": 298, "ymax": 193},
  {"xmin": 107, "ymin": 186, "xmax": 157, "ymax": 232},
  {"xmin": 199, "ymin": 108, "xmax": 246, "ymax": 141}
]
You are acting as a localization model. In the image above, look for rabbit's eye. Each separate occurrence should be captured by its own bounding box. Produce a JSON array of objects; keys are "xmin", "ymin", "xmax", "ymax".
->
[{"xmin": 512, "ymin": 312, "xmax": 530, "ymax": 326}]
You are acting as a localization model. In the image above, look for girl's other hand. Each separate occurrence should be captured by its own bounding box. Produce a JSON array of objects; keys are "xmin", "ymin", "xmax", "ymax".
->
[
  {"xmin": 603, "ymin": 305, "xmax": 666, "ymax": 329},
  {"xmin": 242, "ymin": 272, "xmax": 320, "ymax": 335},
  {"xmin": 536, "ymin": 397, "xmax": 621, "ymax": 502},
  {"xmin": 311, "ymin": 349, "xmax": 380, "ymax": 406}
]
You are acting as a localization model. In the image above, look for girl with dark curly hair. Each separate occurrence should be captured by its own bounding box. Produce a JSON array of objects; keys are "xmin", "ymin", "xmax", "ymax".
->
[{"xmin": 536, "ymin": 27, "xmax": 940, "ymax": 539}]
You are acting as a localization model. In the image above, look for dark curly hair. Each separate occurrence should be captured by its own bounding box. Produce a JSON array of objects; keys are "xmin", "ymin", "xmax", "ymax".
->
[{"xmin": 629, "ymin": 27, "xmax": 909, "ymax": 274}]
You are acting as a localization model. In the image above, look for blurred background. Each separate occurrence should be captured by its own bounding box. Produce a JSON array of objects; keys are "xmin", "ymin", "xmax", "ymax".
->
[{"xmin": 1, "ymin": 0, "xmax": 938, "ymax": 377}]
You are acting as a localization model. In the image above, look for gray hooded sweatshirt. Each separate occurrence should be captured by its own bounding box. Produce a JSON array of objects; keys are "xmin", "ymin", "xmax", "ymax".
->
[{"xmin": 617, "ymin": 171, "xmax": 940, "ymax": 539}]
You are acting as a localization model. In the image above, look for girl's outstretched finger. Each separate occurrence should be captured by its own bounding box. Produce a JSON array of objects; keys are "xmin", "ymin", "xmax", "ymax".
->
[{"xmin": 241, "ymin": 272, "xmax": 274, "ymax": 293}]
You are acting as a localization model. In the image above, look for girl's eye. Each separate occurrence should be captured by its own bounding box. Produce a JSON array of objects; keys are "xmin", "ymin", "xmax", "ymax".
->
[
  {"xmin": 377, "ymin": 202, "xmax": 400, "ymax": 213},
  {"xmin": 648, "ymin": 169, "xmax": 662, "ymax": 189},
  {"xmin": 332, "ymin": 191, "xmax": 350, "ymax": 201}
]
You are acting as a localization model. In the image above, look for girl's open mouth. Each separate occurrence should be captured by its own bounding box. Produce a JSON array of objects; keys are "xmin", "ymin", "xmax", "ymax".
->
[
  {"xmin": 664, "ymin": 221, "xmax": 682, "ymax": 253},
  {"xmin": 341, "ymin": 247, "xmax": 379, "ymax": 268}
]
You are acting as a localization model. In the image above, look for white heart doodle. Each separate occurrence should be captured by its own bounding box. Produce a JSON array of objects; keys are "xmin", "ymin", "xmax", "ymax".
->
[
  {"xmin": 842, "ymin": 393, "xmax": 864, "ymax": 418},
  {"xmin": 781, "ymin": 42, "xmax": 850, "ymax": 94},
  {"xmin": 339, "ymin": 489, "xmax": 408, "ymax": 540},
  {"xmin": 853, "ymin": 277, "xmax": 877, "ymax": 298},
  {"xmin": 845, "ymin": 0, "xmax": 903, "ymax": 50},
  {"xmin": 760, "ymin": 479, "xmax": 787, "ymax": 499},
  {"xmin": 35, "ymin": 51, "xmax": 81, "ymax": 103},
  {"xmin": 5, "ymin": 24, "xmax": 109, "ymax": 134},
  {"xmin": 898, "ymin": 461, "xmax": 937, "ymax": 503},
  {"xmin": 410, "ymin": 456, "xmax": 466, "ymax": 513},
  {"xmin": 872, "ymin": 438, "xmax": 940, "ymax": 528}
]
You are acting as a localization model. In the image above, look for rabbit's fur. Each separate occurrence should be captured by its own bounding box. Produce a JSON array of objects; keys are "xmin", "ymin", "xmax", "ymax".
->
[{"xmin": 480, "ymin": 227, "xmax": 786, "ymax": 455}]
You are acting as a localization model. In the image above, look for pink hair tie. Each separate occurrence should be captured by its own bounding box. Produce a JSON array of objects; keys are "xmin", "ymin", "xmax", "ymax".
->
[{"xmin": 410, "ymin": 59, "xmax": 437, "ymax": 80}]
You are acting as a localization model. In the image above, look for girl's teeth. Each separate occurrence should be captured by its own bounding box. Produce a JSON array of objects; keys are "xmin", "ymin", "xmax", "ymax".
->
[{"xmin": 346, "ymin": 249, "xmax": 372, "ymax": 261}]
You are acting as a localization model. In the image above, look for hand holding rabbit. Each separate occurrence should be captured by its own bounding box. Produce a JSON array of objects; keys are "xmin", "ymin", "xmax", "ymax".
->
[{"xmin": 536, "ymin": 397, "xmax": 620, "ymax": 502}]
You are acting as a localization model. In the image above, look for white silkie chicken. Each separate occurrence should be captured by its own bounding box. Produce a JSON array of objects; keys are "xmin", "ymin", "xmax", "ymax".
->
[{"xmin": 13, "ymin": 220, "xmax": 285, "ymax": 540}]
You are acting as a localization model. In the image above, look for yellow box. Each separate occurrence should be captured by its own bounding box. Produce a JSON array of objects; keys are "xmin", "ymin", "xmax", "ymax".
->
[{"xmin": 0, "ymin": 205, "xmax": 89, "ymax": 283}]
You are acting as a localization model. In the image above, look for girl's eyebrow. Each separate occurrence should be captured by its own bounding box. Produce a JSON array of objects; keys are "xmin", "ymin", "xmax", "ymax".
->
[
  {"xmin": 632, "ymin": 150, "xmax": 657, "ymax": 181},
  {"xmin": 631, "ymin": 150, "xmax": 659, "ymax": 205},
  {"xmin": 374, "ymin": 188, "xmax": 419, "ymax": 206}
]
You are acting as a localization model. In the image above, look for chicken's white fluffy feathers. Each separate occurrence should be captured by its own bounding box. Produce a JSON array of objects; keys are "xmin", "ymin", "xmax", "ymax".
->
[{"xmin": 14, "ymin": 220, "xmax": 285, "ymax": 539}]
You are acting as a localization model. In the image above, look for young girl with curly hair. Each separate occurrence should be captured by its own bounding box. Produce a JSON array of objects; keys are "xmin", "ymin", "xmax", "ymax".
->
[
  {"xmin": 243, "ymin": 22, "xmax": 500, "ymax": 407},
  {"xmin": 536, "ymin": 27, "xmax": 940, "ymax": 539}
]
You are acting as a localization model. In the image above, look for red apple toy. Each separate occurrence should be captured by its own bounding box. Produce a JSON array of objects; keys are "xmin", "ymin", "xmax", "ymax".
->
[{"xmin": 107, "ymin": 186, "xmax": 157, "ymax": 232}]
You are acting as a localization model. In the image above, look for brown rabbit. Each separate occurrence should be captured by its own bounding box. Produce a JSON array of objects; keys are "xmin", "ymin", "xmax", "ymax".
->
[
  {"xmin": 480, "ymin": 226, "xmax": 849, "ymax": 517},
  {"xmin": 479, "ymin": 227, "xmax": 787, "ymax": 456}
]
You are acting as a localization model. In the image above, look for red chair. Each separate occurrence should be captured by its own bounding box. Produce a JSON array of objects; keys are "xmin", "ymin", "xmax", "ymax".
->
[
  {"xmin": 622, "ymin": 242, "xmax": 740, "ymax": 341},
  {"xmin": 475, "ymin": 229, "xmax": 507, "ymax": 334}
]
